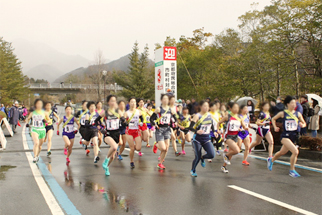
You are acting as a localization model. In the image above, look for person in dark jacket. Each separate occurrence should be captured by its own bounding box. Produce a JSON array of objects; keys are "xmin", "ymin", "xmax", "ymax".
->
[
  {"xmin": 300, "ymin": 95, "xmax": 310, "ymax": 135},
  {"xmin": 9, "ymin": 101, "xmax": 21, "ymax": 133}
]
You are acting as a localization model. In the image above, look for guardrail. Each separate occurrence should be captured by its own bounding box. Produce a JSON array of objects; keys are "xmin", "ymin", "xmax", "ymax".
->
[{"xmin": 27, "ymin": 83, "xmax": 123, "ymax": 90}]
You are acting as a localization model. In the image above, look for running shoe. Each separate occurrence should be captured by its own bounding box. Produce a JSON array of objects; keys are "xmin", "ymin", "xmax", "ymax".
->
[
  {"xmin": 216, "ymin": 150, "xmax": 221, "ymax": 156},
  {"xmin": 79, "ymin": 139, "xmax": 82, "ymax": 145},
  {"xmin": 146, "ymin": 144, "xmax": 151, "ymax": 148},
  {"xmin": 94, "ymin": 156, "xmax": 100, "ymax": 163},
  {"xmin": 105, "ymin": 166, "xmax": 110, "ymax": 176},
  {"xmin": 175, "ymin": 151, "xmax": 181, "ymax": 157},
  {"xmin": 208, "ymin": 159, "xmax": 212, "ymax": 163},
  {"xmin": 178, "ymin": 139, "xmax": 182, "ymax": 144},
  {"xmin": 86, "ymin": 149, "xmax": 90, "ymax": 156},
  {"xmin": 130, "ymin": 162, "xmax": 135, "ymax": 169},
  {"xmin": 221, "ymin": 166, "xmax": 229, "ymax": 173},
  {"xmin": 118, "ymin": 155, "xmax": 123, "ymax": 160},
  {"xmin": 224, "ymin": 148, "xmax": 228, "ymax": 153},
  {"xmin": 190, "ymin": 170, "xmax": 197, "ymax": 177},
  {"xmin": 138, "ymin": 152, "xmax": 142, "ymax": 157},
  {"xmin": 267, "ymin": 157, "xmax": 273, "ymax": 171},
  {"xmin": 242, "ymin": 160, "xmax": 250, "ymax": 166},
  {"xmin": 153, "ymin": 142, "xmax": 158, "ymax": 154},
  {"xmin": 102, "ymin": 157, "xmax": 109, "ymax": 170},
  {"xmin": 181, "ymin": 150, "xmax": 186, "ymax": 155},
  {"xmin": 47, "ymin": 151, "xmax": 51, "ymax": 157},
  {"xmin": 223, "ymin": 155, "xmax": 231, "ymax": 165},
  {"xmin": 66, "ymin": 157, "xmax": 70, "ymax": 163},
  {"xmin": 201, "ymin": 158, "xmax": 206, "ymax": 168},
  {"xmin": 64, "ymin": 148, "xmax": 68, "ymax": 155},
  {"xmin": 158, "ymin": 163, "xmax": 166, "ymax": 170},
  {"xmin": 289, "ymin": 170, "xmax": 301, "ymax": 178},
  {"xmin": 33, "ymin": 157, "xmax": 38, "ymax": 163}
]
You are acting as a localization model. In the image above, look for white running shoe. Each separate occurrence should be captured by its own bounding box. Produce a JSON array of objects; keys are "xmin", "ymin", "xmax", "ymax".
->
[
  {"xmin": 221, "ymin": 166, "xmax": 229, "ymax": 173},
  {"xmin": 223, "ymin": 155, "xmax": 231, "ymax": 165}
]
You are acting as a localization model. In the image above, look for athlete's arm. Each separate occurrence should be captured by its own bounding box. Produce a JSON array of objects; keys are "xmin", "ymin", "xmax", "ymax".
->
[
  {"xmin": 298, "ymin": 112, "xmax": 306, "ymax": 128},
  {"xmin": 56, "ymin": 118, "xmax": 63, "ymax": 134},
  {"xmin": 53, "ymin": 112, "xmax": 60, "ymax": 123},
  {"xmin": 240, "ymin": 120, "xmax": 248, "ymax": 131},
  {"xmin": 217, "ymin": 115, "xmax": 228, "ymax": 133},
  {"xmin": 25, "ymin": 112, "xmax": 33, "ymax": 123},
  {"xmin": 272, "ymin": 111, "xmax": 284, "ymax": 132}
]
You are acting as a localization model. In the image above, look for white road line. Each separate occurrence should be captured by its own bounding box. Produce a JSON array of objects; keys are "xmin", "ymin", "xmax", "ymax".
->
[
  {"xmin": 22, "ymin": 126, "xmax": 64, "ymax": 215},
  {"xmin": 124, "ymin": 148, "xmax": 144, "ymax": 155},
  {"xmin": 228, "ymin": 185, "xmax": 318, "ymax": 215},
  {"xmin": 249, "ymin": 154, "xmax": 322, "ymax": 173}
]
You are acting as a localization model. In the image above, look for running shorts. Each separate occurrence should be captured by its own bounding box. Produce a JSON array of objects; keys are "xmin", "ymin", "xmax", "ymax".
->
[
  {"xmin": 45, "ymin": 125, "xmax": 54, "ymax": 133},
  {"xmin": 155, "ymin": 127, "xmax": 171, "ymax": 142},
  {"xmin": 83, "ymin": 128, "xmax": 98, "ymax": 142},
  {"xmin": 104, "ymin": 130, "xmax": 120, "ymax": 143},
  {"xmin": 79, "ymin": 126, "xmax": 86, "ymax": 138},
  {"xmin": 280, "ymin": 132, "xmax": 299, "ymax": 144},
  {"xmin": 119, "ymin": 126, "xmax": 126, "ymax": 135},
  {"xmin": 62, "ymin": 132, "xmax": 75, "ymax": 140},
  {"xmin": 238, "ymin": 130, "xmax": 249, "ymax": 140},
  {"xmin": 139, "ymin": 123, "xmax": 148, "ymax": 131},
  {"xmin": 126, "ymin": 128, "xmax": 141, "ymax": 139},
  {"xmin": 257, "ymin": 126, "xmax": 270, "ymax": 137},
  {"xmin": 225, "ymin": 134, "xmax": 238, "ymax": 143},
  {"xmin": 31, "ymin": 128, "xmax": 46, "ymax": 139},
  {"xmin": 147, "ymin": 123, "xmax": 155, "ymax": 131}
]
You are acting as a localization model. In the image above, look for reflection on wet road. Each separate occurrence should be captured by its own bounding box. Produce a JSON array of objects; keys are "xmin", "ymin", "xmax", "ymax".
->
[{"xmin": 0, "ymin": 165, "xmax": 16, "ymax": 180}]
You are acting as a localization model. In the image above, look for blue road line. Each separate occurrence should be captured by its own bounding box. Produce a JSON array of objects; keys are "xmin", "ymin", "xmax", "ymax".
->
[
  {"xmin": 26, "ymin": 129, "xmax": 81, "ymax": 215},
  {"xmin": 247, "ymin": 154, "xmax": 322, "ymax": 174}
]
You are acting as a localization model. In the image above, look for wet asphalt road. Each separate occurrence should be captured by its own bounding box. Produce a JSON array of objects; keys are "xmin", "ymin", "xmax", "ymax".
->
[{"xmin": 0, "ymin": 124, "xmax": 322, "ymax": 215}]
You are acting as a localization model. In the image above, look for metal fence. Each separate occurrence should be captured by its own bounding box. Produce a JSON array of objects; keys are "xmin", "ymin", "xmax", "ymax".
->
[{"xmin": 28, "ymin": 83, "xmax": 123, "ymax": 90}]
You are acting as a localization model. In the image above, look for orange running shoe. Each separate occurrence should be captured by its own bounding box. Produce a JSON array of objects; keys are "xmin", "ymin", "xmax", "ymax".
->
[
  {"xmin": 158, "ymin": 163, "xmax": 166, "ymax": 170},
  {"xmin": 153, "ymin": 142, "xmax": 158, "ymax": 154},
  {"xmin": 242, "ymin": 160, "xmax": 250, "ymax": 166},
  {"xmin": 86, "ymin": 149, "xmax": 90, "ymax": 156}
]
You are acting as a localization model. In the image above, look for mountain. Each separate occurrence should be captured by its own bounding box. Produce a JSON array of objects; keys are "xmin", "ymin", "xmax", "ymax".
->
[
  {"xmin": 12, "ymin": 38, "xmax": 91, "ymax": 82},
  {"xmin": 54, "ymin": 54, "xmax": 143, "ymax": 83}
]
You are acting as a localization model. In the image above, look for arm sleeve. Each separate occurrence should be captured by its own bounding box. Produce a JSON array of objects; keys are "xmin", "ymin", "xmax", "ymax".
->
[
  {"xmin": 94, "ymin": 116, "xmax": 102, "ymax": 126},
  {"xmin": 172, "ymin": 114, "xmax": 178, "ymax": 122},
  {"xmin": 85, "ymin": 120, "xmax": 90, "ymax": 128},
  {"xmin": 139, "ymin": 115, "xmax": 144, "ymax": 123},
  {"xmin": 188, "ymin": 121, "xmax": 196, "ymax": 132},
  {"xmin": 120, "ymin": 116, "xmax": 127, "ymax": 127},
  {"xmin": 150, "ymin": 113, "xmax": 158, "ymax": 126}
]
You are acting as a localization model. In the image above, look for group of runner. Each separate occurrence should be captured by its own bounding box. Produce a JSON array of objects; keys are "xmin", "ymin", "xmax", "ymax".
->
[{"xmin": 25, "ymin": 94, "xmax": 306, "ymax": 178}]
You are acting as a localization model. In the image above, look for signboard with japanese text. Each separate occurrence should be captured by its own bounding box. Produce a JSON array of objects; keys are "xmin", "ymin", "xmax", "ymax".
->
[{"xmin": 155, "ymin": 47, "xmax": 177, "ymax": 107}]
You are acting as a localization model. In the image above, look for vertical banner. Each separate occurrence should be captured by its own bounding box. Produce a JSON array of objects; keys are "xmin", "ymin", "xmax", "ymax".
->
[
  {"xmin": 0, "ymin": 127, "xmax": 7, "ymax": 149},
  {"xmin": 155, "ymin": 47, "xmax": 177, "ymax": 108}
]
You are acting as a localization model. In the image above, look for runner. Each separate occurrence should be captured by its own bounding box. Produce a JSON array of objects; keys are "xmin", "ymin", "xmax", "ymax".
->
[
  {"xmin": 209, "ymin": 101, "xmax": 222, "ymax": 157},
  {"xmin": 177, "ymin": 107, "xmax": 191, "ymax": 155},
  {"xmin": 146, "ymin": 103, "xmax": 155, "ymax": 146},
  {"xmin": 117, "ymin": 100, "xmax": 126, "ymax": 160},
  {"xmin": 237, "ymin": 105, "xmax": 251, "ymax": 166},
  {"xmin": 83, "ymin": 101, "xmax": 100, "ymax": 163},
  {"xmin": 74, "ymin": 100, "xmax": 88, "ymax": 146},
  {"xmin": 44, "ymin": 102, "xmax": 59, "ymax": 157},
  {"xmin": 137, "ymin": 98, "xmax": 151, "ymax": 148},
  {"xmin": 25, "ymin": 99, "xmax": 50, "ymax": 163},
  {"xmin": 150, "ymin": 94, "xmax": 178, "ymax": 169},
  {"xmin": 268, "ymin": 96, "xmax": 306, "ymax": 177},
  {"xmin": 220, "ymin": 103, "xmax": 228, "ymax": 153},
  {"xmin": 189, "ymin": 100, "xmax": 215, "ymax": 177},
  {"xmin": 124, "ymin": 97, "xmax": 144, "ymax": 169},
  {"xmin": 249, "ymin": 102, "xmax": 274, "ymax": 158},
  {"xmin": 218, "ymin": 102, "xmax": 248, "ymax": 173},
  {"xmin": 95, "ymin": 95, "xmax": 124, "ymax": 176},
  {"xmin": 56, "ymin": 105, "xmax": 79, "ymax": 164},
  {"xmin": 96, "ymin": 101, "xmax": 105, "ymax": 153},
  {"xmin": 169, "ymin": 95, "xmax": 181, "ymax": 157}
]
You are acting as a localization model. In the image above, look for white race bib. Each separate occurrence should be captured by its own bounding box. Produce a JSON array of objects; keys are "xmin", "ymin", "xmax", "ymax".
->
[
  {"xmin": 200, "ymin": 124, "xmax": 211, "ymax": 134},
  {"xmin": 33, "ymin": 120, "xmax": 43, "ymax": 128},
  {"xmin": 160, "ymin": 114, "xmax": 171, "ymax": 125},
  {"xmin": 64, "ymin": 125, "xmax": 74, "ymax": 133},
  {"xmin": 106, "ymin": 119, "xmax": 119, "ymax": 130},
  {"xmin": 285, "ymin": 120, "xmax": 297, "ymax": 131},
  {"xmin": 229, "ymin": 121, "xmax": 240, "ymax": 131}
]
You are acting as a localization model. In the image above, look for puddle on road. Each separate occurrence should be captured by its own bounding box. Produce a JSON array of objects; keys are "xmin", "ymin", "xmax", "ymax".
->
[
  {"xmin": 0, "ymin": 165, "xmax": 16, "ymax": 180},
  {"xmin": 62, "ymin": 166, "xmax": 143, "ymax": 214}
]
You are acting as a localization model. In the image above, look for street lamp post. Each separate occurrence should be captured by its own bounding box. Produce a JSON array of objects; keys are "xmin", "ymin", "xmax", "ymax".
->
[{"xmin": 102, "ymin": 70, "xmax": 107, "ymax": 104}]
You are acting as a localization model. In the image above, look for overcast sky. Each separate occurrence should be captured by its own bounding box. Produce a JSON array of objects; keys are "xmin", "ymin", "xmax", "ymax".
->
[{"xmin": 0, "ymin": 0, "xmax": 272, "ymax": 61}]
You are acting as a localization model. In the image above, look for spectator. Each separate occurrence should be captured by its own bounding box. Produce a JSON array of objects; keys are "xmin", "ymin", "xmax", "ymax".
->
[
  {"xmin": 188, "ymin": 98, "xmax": 198, "ymax": 115},
  {"xmin": 9, "ymin": 101, "xmax": 21, "ymax": 133},
  {"xmin": 22, "ymin": 105, "xmax": 28, "ymax": 120},
  {"xmin": 247, "ymin": 100, "xmax": 255, "ymax": 122},
  {"xmin": 0, "ymin": 104, "xmax": 5, "ymax": 112},
  {"xmin": 309, "ymin": 99, "xmax": 320, "ymax": 138},
  {"xmin": 300, "ymin": 95, "xmax": 310, "ymax": 135},
  {"xmin": 295, "ymin": 96, "xmax": 303, "ymax": 114},
  {"xmin": 270, "ymin": 97, "xmax": 285, "ymax": 121},
  {"xmin": 181, "ymin": 99, "xmax": 186, "ymax": 108}
]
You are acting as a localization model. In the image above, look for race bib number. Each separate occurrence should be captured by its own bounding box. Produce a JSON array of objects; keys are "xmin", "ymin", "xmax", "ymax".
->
[
  {"xmin": 80, "ymin": 117, "xmax": 86, "ymax": 125},
  {"xmin": 129, "ymin": 121, "xmax": 138, "ymax": 129},
  {"xmin": 200, "ymin": 124, "xmax": 211, "ymax": 134},
  {"xmin": 160, "ymin": 114, "xmax": 171, "ymax": 125},
  {"xmin": 285, "ymin": 120, "xmax": 297, "ymax": 131},
  {"xmin": 33, "ymin": 120, "xmax": 43, "ymax": 128},
  {"xmin": 106, "ymin": 119, "xmax": 119, "ymax": 130},
  {"xmin": 146, "ymin": 116, "xmax": 150, "ymax": 122},
  {"xmin": 229, "ymin": 121, "xmax": 240, "ymax": 131},
  {"xmin": 64, "ymin": 125, "xmax": 74, "ymax": 133}
]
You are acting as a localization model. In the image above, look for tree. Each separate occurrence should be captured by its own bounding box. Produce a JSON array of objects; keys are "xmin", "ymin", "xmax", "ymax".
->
[
  {"xmin": 0, "ymin": 37, "xmax": 29, "ymax": 104},
  {"xmin": 114, "ymin": 42, "xmax": 154, "ymax": 99}
]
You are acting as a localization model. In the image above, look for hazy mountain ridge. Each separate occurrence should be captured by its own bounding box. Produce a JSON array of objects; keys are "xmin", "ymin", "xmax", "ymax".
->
[{"xmin": 12, "ymin": 38, "xmax": 91, "ymax": 81}]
